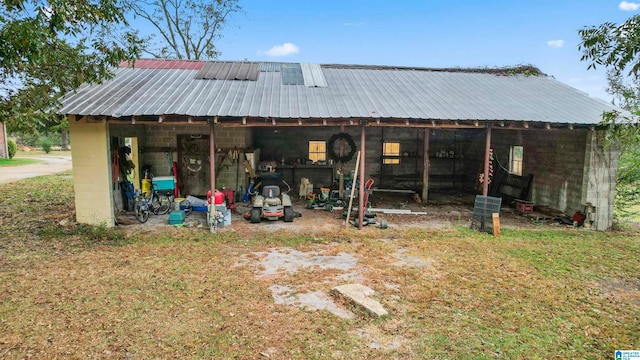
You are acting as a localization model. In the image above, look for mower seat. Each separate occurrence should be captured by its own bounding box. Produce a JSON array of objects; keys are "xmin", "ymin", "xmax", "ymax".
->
[{"xmin": 262, "ymin": 185, "xmax": 281, "ymax": 198}]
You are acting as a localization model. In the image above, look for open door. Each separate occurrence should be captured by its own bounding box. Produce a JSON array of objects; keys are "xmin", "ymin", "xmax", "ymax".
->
[
  {"xmin": 124, "ymin": 137, "xmax": 140, "ymax": 189},
  {"xmin": 178, "ymin": 134, "xmax": 210, "ymax": 196}
]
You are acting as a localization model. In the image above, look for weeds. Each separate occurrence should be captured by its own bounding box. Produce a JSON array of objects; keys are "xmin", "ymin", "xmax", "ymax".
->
[{"xmin": 0, "ymin": 174, "xmax": 638, "ymax": 358}]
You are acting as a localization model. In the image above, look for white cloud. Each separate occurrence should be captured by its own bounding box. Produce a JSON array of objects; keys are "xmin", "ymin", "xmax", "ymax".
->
[
  {"xmin": 620, "ymin": 1, "xmax": 640, "ymax": 10},
  {"xmin": 546, "ymin": 40, "xmax": 565, "ymax": 48},
  {"xmin": 261, "ymin": 43, "xmax": 300, "ymax": 57}
]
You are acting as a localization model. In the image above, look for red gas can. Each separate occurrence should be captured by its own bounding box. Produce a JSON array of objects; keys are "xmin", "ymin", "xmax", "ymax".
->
[{"xmin": 214, "ymin": 190, "xmax": 225, "ymax": 205}]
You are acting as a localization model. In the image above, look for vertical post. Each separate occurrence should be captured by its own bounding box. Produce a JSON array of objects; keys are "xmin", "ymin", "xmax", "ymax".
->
[
  {"xmin": 209, "ymin": 120, "xmax": 216, "ymax": 192},
  {"xmin": 358, "ymin": 122, "xmax": 366, "ymax": 230},
  {"xmin": 338, "ymin": 125, "xmax": 345, "ymax": 198},
  {"xmin": 483, "ymin": 124, "xmax": 492, "ymax": 196},
  {"xmin": 421, "ymin": 129, "xmax": 430, "ymax": 203}
]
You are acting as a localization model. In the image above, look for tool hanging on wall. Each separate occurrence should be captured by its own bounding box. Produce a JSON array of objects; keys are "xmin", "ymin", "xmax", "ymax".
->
[{"xmin": 243, "ymin": 159, "xmax": 256, "ymax": 202}]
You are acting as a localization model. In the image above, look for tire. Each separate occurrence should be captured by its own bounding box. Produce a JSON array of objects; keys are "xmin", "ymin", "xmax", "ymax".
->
[
  {"xmin": 152, "ymin": 194, "xmax": 172, "ymax": 215},
  {"xmin": 284, "ymin": 206, "xmax": 294, "ymax": 222},
  {"xmin": 134, "ymin": 201, "xmax": 149, "ymax": 223},
  {"xmin": 250, "ymin": 208, "xmax": 261, "ymax": 223}
]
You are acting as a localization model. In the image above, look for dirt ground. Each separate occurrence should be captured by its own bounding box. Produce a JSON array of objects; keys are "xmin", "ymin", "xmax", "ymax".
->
[
  {"xmin": 0, "ymin": 155, "xmax": 72, "ymax": 184},
  {"xmin": 116, "ymin": 190, "xmax": 569, "ymax": 234}
]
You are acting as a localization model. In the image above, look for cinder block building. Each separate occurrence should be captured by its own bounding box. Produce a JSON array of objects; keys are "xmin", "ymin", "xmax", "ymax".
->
[{"xmin": 58, "ymin": 60, "xmax": 622, "ymax": 230}]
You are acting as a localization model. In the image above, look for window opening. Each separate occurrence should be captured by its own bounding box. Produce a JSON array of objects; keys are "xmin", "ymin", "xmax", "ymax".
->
[
  {"xmin": 308, "ymin": 141, "xmax": 326, "ymax": 163},
  {"xmin": 383, "ymin": 142, "xmax": 400, "ymax": 164},
  {"xmin": 509, "ymin": 145, "xmax": 523, "ymax": 176}
]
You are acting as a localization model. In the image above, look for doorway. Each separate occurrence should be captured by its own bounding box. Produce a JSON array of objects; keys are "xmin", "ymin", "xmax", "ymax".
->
[{"xmin": 177, "ymin": 134, "xmax": 210, "ymax": 196}]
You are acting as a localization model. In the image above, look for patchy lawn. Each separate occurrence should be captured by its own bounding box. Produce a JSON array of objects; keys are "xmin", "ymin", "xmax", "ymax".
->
[
  {"xmin": 0, "ymin": 172, "xmax": 638, "ymax": 358},
  {"xmin": 0, "ymin": 158, "xmax": 42, "ymax": 167}
]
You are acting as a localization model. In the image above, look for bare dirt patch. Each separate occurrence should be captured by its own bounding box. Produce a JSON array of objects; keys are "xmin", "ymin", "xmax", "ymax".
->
[
  {"xmin": 118, "ymin": 190, "xmax": 558, "ymax": 236},
  {"xmin": 597, "ymin": 277, "xmax": 640, "ymax": 305}
]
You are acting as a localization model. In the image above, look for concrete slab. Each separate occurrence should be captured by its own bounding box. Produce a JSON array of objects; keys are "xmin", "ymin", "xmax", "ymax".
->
[{"xmin": 332, "ymin": 284, "xmax": 388, "ymax": 317}]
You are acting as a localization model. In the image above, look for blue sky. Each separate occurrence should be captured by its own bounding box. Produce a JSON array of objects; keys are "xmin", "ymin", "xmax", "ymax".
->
[{"xmin": 206, "ymin": 0, "xmax": 639, "ymax": 102}]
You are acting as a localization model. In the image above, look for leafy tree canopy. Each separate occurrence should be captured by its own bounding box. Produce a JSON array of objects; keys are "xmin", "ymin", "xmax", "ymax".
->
[
  {"xmin": 579, "ymin": 15, "xmax": 640, "ymax": 79},
  {"xmin": 0, "ymin": 0, "xmax": 142, "ymax": 133},
  {"xmin": 579, "ymin": 15, "xmax": 640, "ymax": 216},
  {"xmin": 579, "ymin": 15, "xmax": 640, "ymax": 151}
]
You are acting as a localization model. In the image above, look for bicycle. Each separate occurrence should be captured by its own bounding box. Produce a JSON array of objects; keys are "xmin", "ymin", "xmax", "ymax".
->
[{"xmin": 134, "ymin": 184, "xmax": 172, "ymax": 223}]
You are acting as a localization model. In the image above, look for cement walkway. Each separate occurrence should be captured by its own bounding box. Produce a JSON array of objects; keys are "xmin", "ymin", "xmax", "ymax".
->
[{"xmin": 0, "ymin": 156, "xmax": 72, "ymax": 184}]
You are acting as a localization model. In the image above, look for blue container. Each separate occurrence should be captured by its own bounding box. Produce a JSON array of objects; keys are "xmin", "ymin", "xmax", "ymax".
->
[
  {"xmin": 153, "ymin": 176, "xmax": 175, "ymax": 191},
  {"xmin": 168, "ymin": 210, "xmax": 186, "ymax": 225}
]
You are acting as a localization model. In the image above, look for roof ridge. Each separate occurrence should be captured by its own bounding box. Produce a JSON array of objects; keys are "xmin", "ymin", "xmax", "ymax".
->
[{"xmin": 119, "ymin": 59, "xmax": 545, "ymax": 76}]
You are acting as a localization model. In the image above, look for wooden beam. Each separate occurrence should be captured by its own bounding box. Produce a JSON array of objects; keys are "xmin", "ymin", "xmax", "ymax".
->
[
  {"xmin": 358, "ymin": 123, "xmax": 366, "ymax": 230},
  {"xmin": 210, "ymin": 122, "xmax": 216, "ymax": 194},
  {"xmin": 482, "ymin": 124, "xmax": 492, "ymax": 196},
  {"xmin": 492, "ymin": 213, "xmax": 501, "ymax": 237},
  {"xmin": 422, "ymin": 129, "xmax": 430, "ymax": 203},
  {"xmin": 339, "ymin": 125, "xmax": 345, "ymax": 199}
]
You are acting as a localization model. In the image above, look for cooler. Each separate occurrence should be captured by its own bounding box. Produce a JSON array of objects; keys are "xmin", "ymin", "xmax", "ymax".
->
[{"xmin": 153, "ymin": 176, "xmax": 175, "ymax": 192}]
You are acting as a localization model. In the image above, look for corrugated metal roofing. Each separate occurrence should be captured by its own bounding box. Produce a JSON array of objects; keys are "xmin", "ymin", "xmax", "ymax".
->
[
  {"xmin": 119, "ymin": 59, "xmax": 205, "ymax": 70},
  {"xmin": 301, "ymin": 63, "xmax": 327, "ymax": 87},
  {"xmin": 281, "ymin": 63, "xmax": 304, "ymax": 85},
  {"xmin": 59, "ymin": 60, "xmax": 621, "ymax": 124},
  {"xmin": 258, "ymin": 62, "xmax": 282, "ymax": 72},
  {"xmin": 195, "ymin": 62, "xmax": 259, "ymax": 80}
]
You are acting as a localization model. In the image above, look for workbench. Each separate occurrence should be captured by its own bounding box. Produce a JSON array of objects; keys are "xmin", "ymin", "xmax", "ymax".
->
[{"xmin": 276, "ymin": 164, "xmax": 335, "ymax": 190}]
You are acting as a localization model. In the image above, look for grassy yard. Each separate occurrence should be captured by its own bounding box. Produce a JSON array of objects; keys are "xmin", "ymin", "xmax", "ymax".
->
[
  {"xmin": 0, "ymin": 173, "xmax": 638, "ymax": 359},
  {"xmin": 0, "ymin": 158, "xmax": 42, "ymax": 167},
  {"xmin": 14, "ymin": 149, "xmax": 72, "ymax": 158}
]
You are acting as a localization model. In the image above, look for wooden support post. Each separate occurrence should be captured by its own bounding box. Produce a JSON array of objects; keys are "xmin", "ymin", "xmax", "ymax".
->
[
  {"xmin": 358, "ymin": 123, "xmax": 366, "ymax": 230},
  {"xmin": 492, "ymin": 213, "xmax": 500, "ymax": 237},
  {"xmin": 345, "ymin": 151, "xmax": 361, "ymax": 228},
  {"xmin": 482, "ymin": 124, "xmax": 492, "ymax": 196},
  {"xmin": 209, "ymin": 121, "xmax": 216, "ymax": 192},
  {"xmin": 422, "ymin": 129, "xmax": 430, "ymax": 203},
  {"xmin": 339, "ymin": 125, "xmax": 345, "ymax": 199}
]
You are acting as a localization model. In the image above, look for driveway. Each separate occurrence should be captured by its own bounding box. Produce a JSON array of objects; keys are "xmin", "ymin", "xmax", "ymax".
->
[{"xmin": 0, "ymin": 156, "xmax": 72, "ymax": 184}]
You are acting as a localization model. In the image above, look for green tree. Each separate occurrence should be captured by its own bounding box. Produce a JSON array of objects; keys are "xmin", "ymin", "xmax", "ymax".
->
[
  {"xmin": 579, "ymin": 15, "xmax": 640, "ymax": 217},
  {"xmin": 0, "ymin": 0, "xmax": 143, "ymax": 133},
  {"xmin": 127, "ymin": 0, "xmax": 241, "ymax": 60}
]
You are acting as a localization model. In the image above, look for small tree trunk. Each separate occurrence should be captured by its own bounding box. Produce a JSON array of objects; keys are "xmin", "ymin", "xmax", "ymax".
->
[{"xmin": 61, "ymin": 130, "xmax": 69, "ymax": 150}]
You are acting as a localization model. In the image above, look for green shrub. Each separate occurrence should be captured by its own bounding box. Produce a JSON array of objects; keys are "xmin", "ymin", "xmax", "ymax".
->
[
  {"xmin": 40, "ymin": 137, "xmax": 52, "ymax": 154},
  {"xmin": 7, "ymin": 139, "xmax": 17, "ymax": 159}
]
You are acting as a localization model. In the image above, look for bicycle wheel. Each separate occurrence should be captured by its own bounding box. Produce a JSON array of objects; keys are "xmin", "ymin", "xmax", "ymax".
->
[
  {"xmin": 152, "ymin": 194, "xmax": 172, "ymax": 215},
  {"xmin": 134, "ymin": 200, "xmax": 149, "ymax": 223}
]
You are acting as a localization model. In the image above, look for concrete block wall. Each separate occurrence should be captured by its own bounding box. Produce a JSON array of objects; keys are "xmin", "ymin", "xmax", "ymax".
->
[
  {"xmin": 254, "ymin": 126, "xmax": 482, "ymax": 191},
  {"xmin": 582, "ymin": 130, "xmax": 618, "ymax": 230},
  {"xmin": 253, "ymin": 126, "xmax": 361, "ymax": 188},
  {"xmin": 476, "ymin": 128, "xmax": 590, "ymax": 215},
  {"xmin": 69, "ymin": 116, "xmax": 115, "ymax": 226},
  {"xmin": 212, "ymin": 127, "xmax": 251, "ymax": 191},
  {"xmin": 110, "ymin": 124, "xmax": 251, "ymax": 195}
]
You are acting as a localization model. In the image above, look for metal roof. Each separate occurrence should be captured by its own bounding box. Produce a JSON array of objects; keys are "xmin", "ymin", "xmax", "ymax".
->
[
  {"xmin": 195, "ymin": 61, "xmax": 259, "ymax": 80},
  {"xmin": 59, "ymin": 60, "xmax": 621, "ymax": 125}
]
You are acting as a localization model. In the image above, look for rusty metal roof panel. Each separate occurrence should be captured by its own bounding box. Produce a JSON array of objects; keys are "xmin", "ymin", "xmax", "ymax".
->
[{"xmin": 58, "ymin": 60, "xmax": 622, "ymax": 125}]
